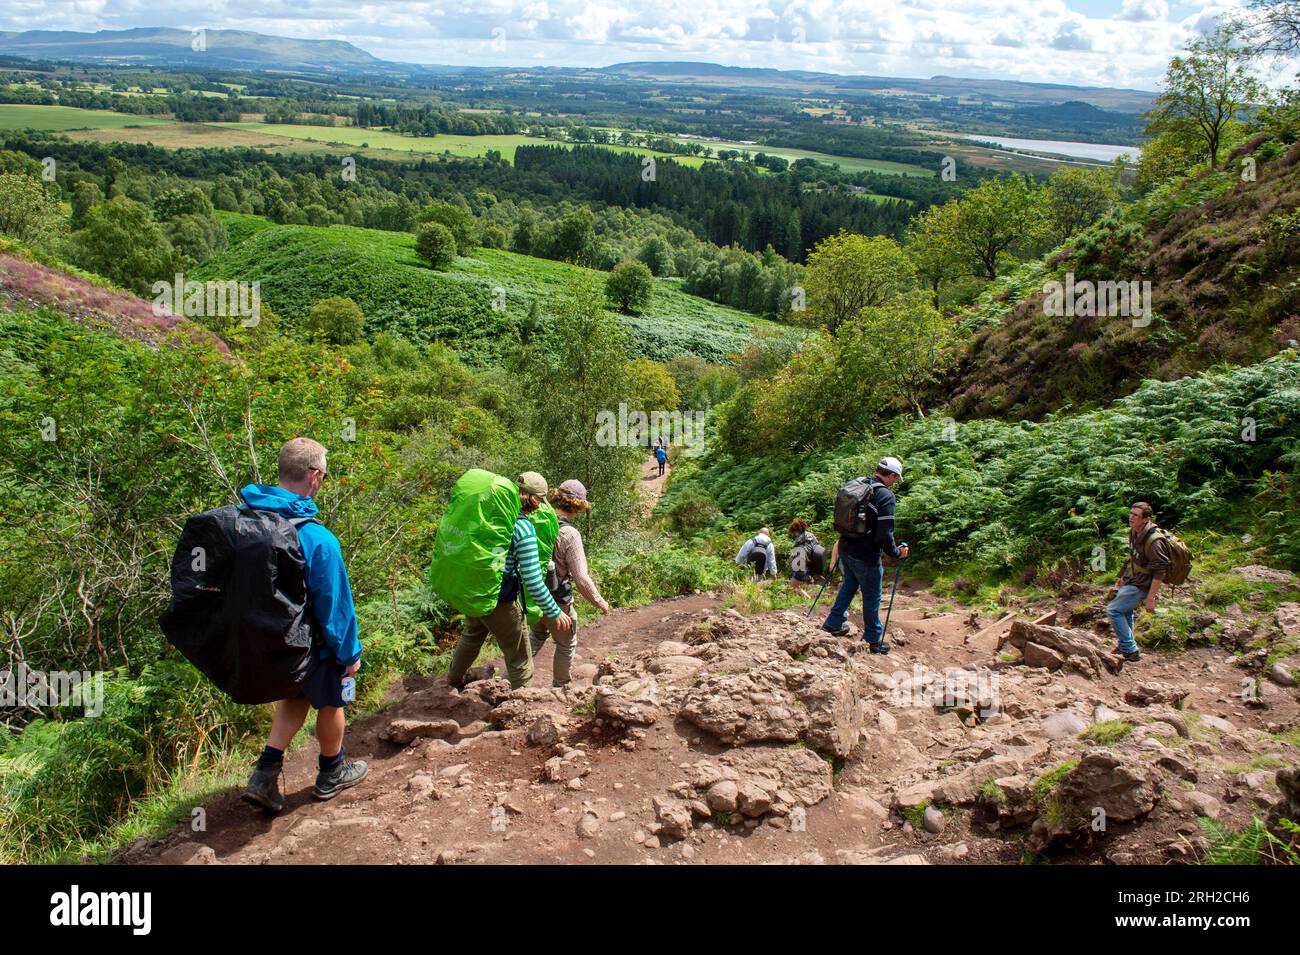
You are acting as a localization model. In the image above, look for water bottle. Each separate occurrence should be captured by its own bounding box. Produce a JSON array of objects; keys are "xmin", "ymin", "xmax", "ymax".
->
[{"xmin": 341, "ymin": 676, "xmax": 356, "ymax": 704}]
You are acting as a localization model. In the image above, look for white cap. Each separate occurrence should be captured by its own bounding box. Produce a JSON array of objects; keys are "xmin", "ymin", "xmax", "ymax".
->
[{"xmin": 878, "ymin": 456, "xmax": 903, "ymax": 477}]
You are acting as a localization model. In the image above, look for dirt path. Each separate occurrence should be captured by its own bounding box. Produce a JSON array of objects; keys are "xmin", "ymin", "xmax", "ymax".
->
[
  {"xmin": 637, "ymin": 452, "xmax": 668, "ymax": 519},
  {"xmin": 129, "ymin": 575, "xmax": 1300, "ymax": 866}
]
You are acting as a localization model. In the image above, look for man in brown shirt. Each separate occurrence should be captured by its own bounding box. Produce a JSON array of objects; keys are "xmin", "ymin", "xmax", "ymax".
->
[{"xmin": 1105, "ymin": 501, "xmax": 1170, "ymax": 662}]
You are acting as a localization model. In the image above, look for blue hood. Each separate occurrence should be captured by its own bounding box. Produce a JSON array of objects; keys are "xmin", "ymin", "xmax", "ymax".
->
[{"xmin": 240, "ymin": 483, "xmax": 319, "ymax": 519}]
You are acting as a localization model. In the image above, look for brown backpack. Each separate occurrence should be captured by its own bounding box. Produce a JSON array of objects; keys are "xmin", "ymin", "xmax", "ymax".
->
[{"xmin": 1134, "ymin": 526, "xmax": 1192, "ymax": 585}]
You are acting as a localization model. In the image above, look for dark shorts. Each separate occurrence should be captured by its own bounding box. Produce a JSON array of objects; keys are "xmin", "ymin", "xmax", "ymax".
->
[{"xmin": 293, "ymin": 659, "xmax": 349, "ymax": 710}]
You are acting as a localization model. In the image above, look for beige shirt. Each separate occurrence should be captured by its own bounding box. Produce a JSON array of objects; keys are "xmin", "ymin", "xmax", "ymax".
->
[{"xmin": 553, "ymin": 522, "xmax": 606, "ymax": 609}]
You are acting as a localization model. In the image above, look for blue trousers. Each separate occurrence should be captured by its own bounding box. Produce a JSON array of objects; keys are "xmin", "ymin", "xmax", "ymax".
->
[
  {"xmin": 823, "ymin": 554, "xmax": 884, "ymax": 644},
  {"xmin": 1106, "ymin": 584, "xmax": 1147, "ymax": 654}
]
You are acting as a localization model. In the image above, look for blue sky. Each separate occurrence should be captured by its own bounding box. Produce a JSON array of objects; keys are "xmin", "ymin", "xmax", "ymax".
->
[{"xmin": 0, "ymin": 0, "xmax": 1292, "ymax": 90}]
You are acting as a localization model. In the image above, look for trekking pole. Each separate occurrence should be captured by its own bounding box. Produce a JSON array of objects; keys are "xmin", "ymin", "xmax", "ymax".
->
[
  {"xmin": 806, "ymin": 555, "xmax": 840, "ymax": 618},
  {"xmin": 879, "ymin": 546, "xmax": 906, "ymax": 641}
]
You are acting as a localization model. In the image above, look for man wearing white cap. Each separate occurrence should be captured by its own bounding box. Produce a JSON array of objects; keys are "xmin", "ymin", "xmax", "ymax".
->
[{"xmin": 823, "ymin": 456, "xmax": 909, "ymax": 653}]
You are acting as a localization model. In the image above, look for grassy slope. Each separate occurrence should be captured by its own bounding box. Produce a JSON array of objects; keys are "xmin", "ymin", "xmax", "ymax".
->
[
  {"xmin": 0, "ymin": 103, "xmax": 171, "ymax": 130},
  {"xmin": 947, "ymin": 136, "xmax": 1300, "ymax": 421},
  {"xmin": 198, "ymin": 213, "xmax": 794, "ymax": 364}
]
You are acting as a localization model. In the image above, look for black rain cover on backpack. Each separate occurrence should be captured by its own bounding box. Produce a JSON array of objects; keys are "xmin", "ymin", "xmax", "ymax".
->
[
  {"xmin": 833, "ymin": 477, "xmax": 881, "ymax": 539},
  {"xmin": 158, "ymin": 502, "xmax": 318, "ymax": 704}
]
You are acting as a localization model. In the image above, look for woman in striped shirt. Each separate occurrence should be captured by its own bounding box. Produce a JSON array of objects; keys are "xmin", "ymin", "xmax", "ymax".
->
[{"xmin": 447, "ymin": 471, "xmax": 571, "ymax": 691}]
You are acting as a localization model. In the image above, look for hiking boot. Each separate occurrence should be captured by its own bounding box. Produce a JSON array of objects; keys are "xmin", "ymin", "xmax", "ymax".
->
[
  {"xmin": 313, "ymin": 757, "xmax": 369, "ymax": 801},
  {"xmin": 866, "ymin": 639, "xmax": 891, "ymax": 655},
  {"xmin": 1121, "ymin": 649, "xmax": 1141, "ymax": 663},
  {"xmin": 821, "ymin": 624, "xmax": 850, "ymax": 637},
  {"xmin": 241, "ymin": 765, "xmax": 285, "ymax": 813}
]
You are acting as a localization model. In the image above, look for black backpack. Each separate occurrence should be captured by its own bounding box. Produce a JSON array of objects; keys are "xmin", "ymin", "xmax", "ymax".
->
[
  {"xmin": 833, "ymin": 477, "xmax": 883, "ymax": 539},
  {"xmin": 790, "ymin": 533, "xmax": 826, "ymax": 576},
  {"xmin": 158, "ymin": 498, "xmax": 319, "ymax": 704},
  {"xmin": 545, "ymin": 517, "xmax": 575, "ymax": 604}
]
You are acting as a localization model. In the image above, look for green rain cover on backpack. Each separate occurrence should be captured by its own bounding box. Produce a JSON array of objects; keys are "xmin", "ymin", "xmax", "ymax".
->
[
  {"xmin": 428, "ymin": 469, "xmax": 521, "ymax": 617},
  {"xmin": 523, "ymin": 500, "xmax": 560, "ymax": 627}
]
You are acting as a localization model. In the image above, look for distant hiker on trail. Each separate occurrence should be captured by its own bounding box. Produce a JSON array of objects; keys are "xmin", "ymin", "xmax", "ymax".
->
[
  {"xmin": 530, "ymin": 479, "xmax": 611, "ymax": 687},
  {"xmin": 736, "ymin": 528, "xmax": 777, "ymax": 579},
  {"xmin": 822, "ymin": 456, "xmax": 909, "ymax": 653},
  {"xmin": 654, "ymin": 443, "xmax": 668, "ymax": 477},
  {"xmin": 441, "ymin": 471, "xmax": 571, "ymax": 691},
  {"xmin": 1107, "ymin": 501, "xmax": 1173, "ymax": 663},
  {"xmin": 241, "ymin": 438, "xmax": 368, "ymax": 812},
  {"xmin": 788, "ymin": 519, "xmax": 826, "ymax": 582}
]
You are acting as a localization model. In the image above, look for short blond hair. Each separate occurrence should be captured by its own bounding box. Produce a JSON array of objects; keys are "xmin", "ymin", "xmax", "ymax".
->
[{"xmin": 278, "ymin": 437, "xmax": 327, "ymax": 483}]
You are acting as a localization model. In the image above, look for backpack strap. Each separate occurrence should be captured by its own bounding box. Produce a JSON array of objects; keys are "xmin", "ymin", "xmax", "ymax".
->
[{"xmin": 1131, "ymin": 525, "xmax": 1161, "ymax": 573}]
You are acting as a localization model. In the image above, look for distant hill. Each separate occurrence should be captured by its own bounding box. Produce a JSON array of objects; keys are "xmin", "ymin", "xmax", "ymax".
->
[
  {"xmin": 603, "ymin": 61, "xmax": 1156, "ymax": 113},
  {"xmin": 0, "ymin": 28, "xmax": 1156, "ymax": 113},
  {"xmin": 0, "ymin": 27, "xmax": 388, "ymax": 73}
]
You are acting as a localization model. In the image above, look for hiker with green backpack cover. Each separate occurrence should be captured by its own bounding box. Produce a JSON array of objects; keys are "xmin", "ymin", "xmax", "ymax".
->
[
  {"xmin": 1106, "ymin": 501, "xmax": 1191, "ymax": 663},
  {"xmin": 429, "ymin": 469, "xmax": 571, "ymax": 690}
]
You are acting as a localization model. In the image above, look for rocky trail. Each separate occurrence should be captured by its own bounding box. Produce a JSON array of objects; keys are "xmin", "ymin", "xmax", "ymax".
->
[{"xmin": 130, "ymin": 569, "xmax": 1300, "ymax": 866}]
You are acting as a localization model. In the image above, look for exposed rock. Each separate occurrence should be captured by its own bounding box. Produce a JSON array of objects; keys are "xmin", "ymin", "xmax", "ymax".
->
[
  {"xmin": 705, "ymin": 780, "xmax": 739, "ymax": 813},
  {"xmin": 653, "ymin": 797, "xmax": 694, "ymax": 839},
  {"xmin": 1231, "ymin": 566, "xmax": 1295, "ymax": 585},
  {"xmin": 1125, "ymin": 683, "xmax": 1189, "ymax": 707},
  {"xmin": 1001, "ymin": 619, "xmax": 1122, "ymax": 678},
  {"xmin": 1184, "ymin": 791, "xmax": 1222, "ymax": 819},
  {"xmin": 923, "ymin": 805, "xmax": 946, "ymax": 834},
  {"xmin": 1039, "ymin": 711, "xmax": 1088, "ymax": 740},
  {"xmin": 1267, "ymin": 663, "xmax": 1296, "ymax": 687},
  {"xmin": 594, "ymin": 686, "xmax": 662, "ymax": 726},
  {"xmin": 1022, "ymin": 642, "xmax": 1065, "ymax": 671},
  {"xmin": 576, "ymin": 813, "xmax": 601, "ymax": 839},
  {"xmin": 160, "ymin": 843, "xmax": 217, "ymax": 865},
  {"xmin": 1277, "ymin": 603, "xmax": 1300, "ymax": 638},
  {"xmin": 385, "ymin": 718, "xmax": 460, "ymax": 745},
  {"xmin": 543, "ymin": 752, "xmax": 589, "ymax": 783},
  {"xmin": 525, "ymin": 713, "xmax": 564, "ymax": 747},
  {"xmin": 1266, "ymin": 767, "xmax": 1300, "ymax": 849},
  {"xmin": 1027, "ymin": 751, "xmax": 1160, "ymax": 852}
]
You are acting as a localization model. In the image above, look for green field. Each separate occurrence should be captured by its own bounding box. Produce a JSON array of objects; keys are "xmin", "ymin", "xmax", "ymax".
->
[
  {"xmin": 198, "ymin": 213, "xmax": 793, "ymax": 364},
  {"xmin": 0, "ymin": 104, "xmax": 172, "ymax": 131},
  {"xmin": 670, "ymin": 134, "xmax": 935, "ymax": 177},
  {"xmin": 211, "ymin": 122, "xmax": 709, "ymax": 166}
]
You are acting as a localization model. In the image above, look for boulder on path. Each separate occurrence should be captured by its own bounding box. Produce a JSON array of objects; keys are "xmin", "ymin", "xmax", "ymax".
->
[
  {"xmin": 1001, "ymin": 620, "xmax": 1122, "ymax": 678},
  {"xmin": 385, "ymin": 718, "xmax": 460, "ymax": 745},
  {"xmin": 594, "ymin": 686, "xmax": 662, "ymax": 726},
  {"xmin": 1124, "ymin": 683, "xmax": 1189, "ymax": 707},
  {"xmin": 1027, "ymin": 751, "xmax": 1161, "ymax": 852}
]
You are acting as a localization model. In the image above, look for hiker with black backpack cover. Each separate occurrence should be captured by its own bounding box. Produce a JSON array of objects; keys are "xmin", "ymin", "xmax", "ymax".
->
[
  {"xmin": 822, "ymin": 456, "xmax": 910, "ymax": 653},
  {"xmin": 529, "ymin": 479, "xmax": 611, "ymax": 687},
  {"xmin": 1107, "ymin": 501, "xmax": 1190, "ymax": 663},
  {"xmin": 160, "ymin": 437, "xmax": 367, "ymax": 813}
]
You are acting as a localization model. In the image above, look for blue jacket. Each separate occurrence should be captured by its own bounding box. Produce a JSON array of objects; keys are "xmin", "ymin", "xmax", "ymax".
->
[
  {"xmin": 239, "ymin": 483, "xmax": 362, "ymax": 667},
  {"xmin": 654, "ymin": 446, "xmax": 667, "ymax": 464}
]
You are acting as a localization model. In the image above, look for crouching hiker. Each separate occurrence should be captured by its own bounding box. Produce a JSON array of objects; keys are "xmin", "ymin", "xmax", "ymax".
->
[
  {"xmin": 241, "ymin": 439, "xmax": 367, "ymax": 811},
  {"xmin": 788, "ymin": 519, "xmax": 826, "ymax": 582},
  {"xmin": 432, "ymin": 470, "xmax": 572, "ymax": 691},
  {"xmin": 736, "ymin": 528, "xmax": 777, "ymax": 580},
  {"xmin": 822, "ymin": 456, "xmax": 909, "ymax": 653},
  {"xmin": 530, "ymin": 479, "xmax": 611, "ymax": 687},
  {"xmin": 1107, "ymin": 501, "xmax": 1182, "ymax": 663}
]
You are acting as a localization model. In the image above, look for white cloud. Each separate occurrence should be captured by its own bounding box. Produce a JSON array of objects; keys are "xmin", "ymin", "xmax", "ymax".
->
[{"xmin": 0, "ymin": 0, "xmax": 1291, "ymax": 89}]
